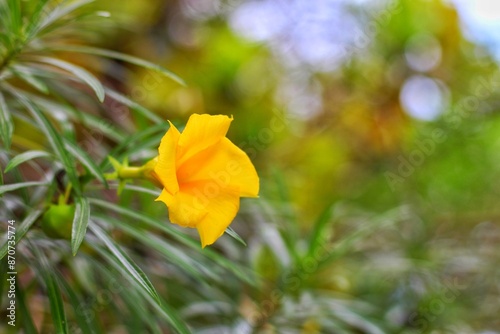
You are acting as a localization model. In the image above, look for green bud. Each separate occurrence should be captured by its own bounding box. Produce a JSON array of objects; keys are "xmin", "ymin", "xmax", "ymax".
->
[{"xmin": 41, "ymin": 204, "xmax": 75, "ymax": 239}]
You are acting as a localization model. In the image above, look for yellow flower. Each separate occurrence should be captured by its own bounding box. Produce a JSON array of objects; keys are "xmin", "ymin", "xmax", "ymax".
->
[{"xmin": 153, "ymin": 114, "xmax": 259, "ymax": 247}]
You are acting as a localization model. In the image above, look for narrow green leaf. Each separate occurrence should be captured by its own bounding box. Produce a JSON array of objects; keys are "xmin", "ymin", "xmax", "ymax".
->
[
  {"xmin": 89, "ymin": 198, "xmax": 256, "ymax": 285},
  {"xmin": 0, "ymin": 181, "xmax": 48, "ymax": 196},
  {"xmin": 49, "ymin": 45, "xmax": 185, "ymax": 86},
  {"xmin": 16, "ymin": 281, "xmax": 38, "ymax": 334},
  {"xmin": 26, "ymin": 0, "xmax": 51, "ymax": 39},
  {"xmin": 7, "ymin": 0, "xmax": 22, "ymax": 36},
  {"xmin": 28, "ymin": 94, "xmax": 125, "ymax": 142},
  {"xmin": 46, "ymin": 274, "xmax": 69, "ymax": 334},
  {"xmin": 115, "ymin": 287, "xmax": 152, "ymax": 333},
  {"xmin": 33, "ymin": 56, "xmax": 105, "ymax": 102},
  {"xmin": 125, "ymin": 132, "xmax": 164, "ymax": 157},
  {"xmin": 64, "ymin": 139, "xmax": 107, "ymax": 186},
  {"xmin": 123, "ymin": 184, "xmax": 161, "ymax": 197},
  {"xmin": 16, "ymin": 71, "xmax": 50, "ymax": 93},
  {"xmin": 225, "ymin": 226, "xmax": 247, "ymax": 246},
  {"xmin": 0, "ymin": 32, "xmax": 10, "ymax": 50},
  {"xmin": 91, "ymin": 247, "xmax": 191, "ymax": 334},
  {"xmin": 71, "ymin": 197, "xmax": 90, "ymax": 256},
  {"xmin": 89, "ymin": 260, "xmax": 156, "ymax": 333},
  {"xmin": 95, "ymin": 215, "xmax": 213, "ymax": 283},
  {"xmin": 11, "ymin": 93, "xmax": 81, "ymax": 194},
  {"xmin": 0, "ymin": 92, "xmax": 14, "ymax": 150},
  {"xmin": 37, "ymin": 0, "xmax": 95, "ymax": 33},
  {"xmin": 56, "ymin": 271, "xmax": 102, "ymax": 334},
  {"xmin": 102, "ymin": 269, "xmax": 160, "ymax": 334},
  {"xmin": 307, "ymin": 204, "xmax": 334, "ymax": 258},
  {"xmin": 12, "ymin": 65, "xmax": 50, "ymax": 94},
  {"xmin": 103, "ymin": 122, "xmax": 168, "ymax": 168},
  {"xmin": 4, "ymin": 150, "xmax": 51, "ymax": 173},
  {"xmin": 142, "ymin": 292, "xmax": 192, "ymax": 334},
  {"xmin": 105, "ymin": 87, "xmax": 162, "ymax": 124},
  {"xmin": 0, "ymin": 210, "xmax": 42, "ymax": 260},
  {"xmin": 89, "ymin": 223, "xmax": 161, "ymax": 303}
]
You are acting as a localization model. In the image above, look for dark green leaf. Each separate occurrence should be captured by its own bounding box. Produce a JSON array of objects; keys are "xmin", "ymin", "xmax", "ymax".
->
[
  {"xmin": 71, "ymin": 196, "xmax": 90, "ymax": 256},
  {"xmin": 307, "ymin": 204, "xmax": 334, "ymax": 258},
  {"xmin": 225, "ymin": 226, "xmax": 247, "ymax": 246},
  {"xmin": 31, "ymin": 246, "xmax": 69, "ymax": 334},
  {"xmin": 89, "ymin": 223, "xmax": 161, "ymax": 303},
  {"xmin": 16, "ymin": 281, "xmax": 38, "ymax": 334}
]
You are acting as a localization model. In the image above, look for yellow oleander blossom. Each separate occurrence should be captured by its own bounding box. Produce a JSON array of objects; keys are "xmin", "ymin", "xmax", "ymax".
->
[{"xmin": 153, "ymin": 114, "xmax": 259, "ymax": 247}]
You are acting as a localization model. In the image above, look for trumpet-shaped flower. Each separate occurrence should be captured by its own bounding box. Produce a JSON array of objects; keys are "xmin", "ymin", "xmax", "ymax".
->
[{"xmin": 153, "ymin": 114, "xmax": 259, "ymax": 247}]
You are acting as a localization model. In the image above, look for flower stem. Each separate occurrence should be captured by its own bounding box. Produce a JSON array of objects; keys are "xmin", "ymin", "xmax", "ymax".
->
[
  {"xmin": 106, "ymin": 156, "xmax": 160, "ymax": 188},
  {"xmin": 117, "ymin": 166, "xmax": 147, "ymax": 179}
]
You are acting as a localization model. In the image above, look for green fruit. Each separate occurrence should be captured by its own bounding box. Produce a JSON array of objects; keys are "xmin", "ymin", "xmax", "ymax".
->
[{"xmin": 41, "ymin": 204, "xmax": 75, "ymax": 239}]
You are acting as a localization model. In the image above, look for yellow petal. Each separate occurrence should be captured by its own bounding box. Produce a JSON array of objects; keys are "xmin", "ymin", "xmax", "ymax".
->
[
  {"xmin": 177, "ymin": 114, "xmax": 233, "ymax": 165},
  {"xmin": 154, "ymin": 121, "xmax": 180, "ymax": 195},
  {"xmin": 154, "ymin": 114, "xmax": 258, "ymax": 248},
  {"xmin": 156, "ymin": 186, "xmax": 208, "ymax": 228},
  {"xmin": 177, "ymin": 137, "xmax": 259, "ymax": 197},
  {"xmin": 195, "ymin": 192, "xmax": 240, "ymax": 247}
]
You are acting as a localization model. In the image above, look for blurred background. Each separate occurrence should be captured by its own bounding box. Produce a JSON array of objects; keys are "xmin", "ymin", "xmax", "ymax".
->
[
  {"xmin": 93, "ymin": 0, "xmax": 500, "ymax": 328},
  {"xmin": 2, "ymin": 0, "xmax": 500, "ymax": 332},
  {"xmin": 93, "ymin": 0, "xmax": 500, "ymax": 331}
]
